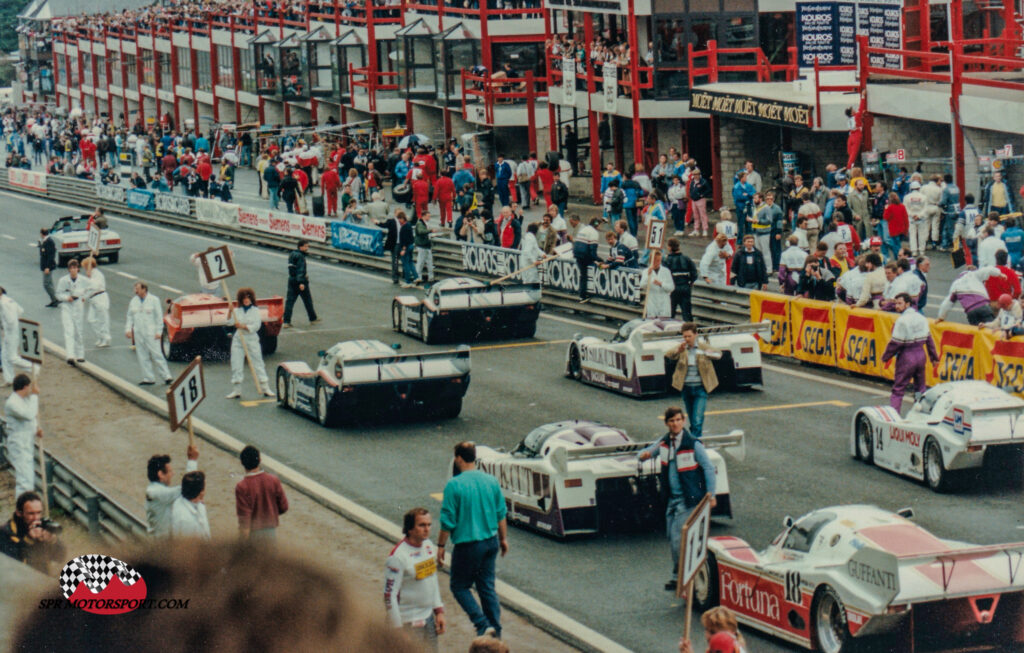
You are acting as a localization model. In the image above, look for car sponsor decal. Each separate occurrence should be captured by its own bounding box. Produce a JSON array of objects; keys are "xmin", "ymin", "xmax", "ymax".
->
[
  {"xmin": 889, "ymin": 427, "xmax": 921, "ymax": 448},
  {"xmin": 718, "ymin": 564, "xmax": 811, "ymax": 636},
  {"xmin": 579, "ymin": 343, "xmax": 629, "ymax": 378}
]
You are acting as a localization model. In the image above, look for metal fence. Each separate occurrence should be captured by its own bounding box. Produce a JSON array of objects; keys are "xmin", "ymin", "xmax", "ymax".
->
[
  {"xmin": 0, "ymin": 170, "xmax": 752, "ymax": 325},
  {"xmin": 1, "ymin": 419, "xmax": 149, "ymax": 545}
]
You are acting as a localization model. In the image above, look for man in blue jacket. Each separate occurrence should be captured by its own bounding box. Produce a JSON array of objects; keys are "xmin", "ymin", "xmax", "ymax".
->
[
  {"xmin": 732, "ymin": 171, "xmax": 755, "ymax": 239},
  {"xmin": 494, "ymin": 154, "xmax": 513, "ymax": 207}
]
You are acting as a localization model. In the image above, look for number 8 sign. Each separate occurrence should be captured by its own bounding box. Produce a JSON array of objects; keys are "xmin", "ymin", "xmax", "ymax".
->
[
  {"xmin": 198, "ymin": 245, "xmax": 236, "ymax": 285},
  {"xmin": 167, "ymin": 357, "xmax": 206, "ymax": 432}
]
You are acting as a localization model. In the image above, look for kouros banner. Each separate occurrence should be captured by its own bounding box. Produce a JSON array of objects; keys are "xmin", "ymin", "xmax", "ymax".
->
[
  {"xmin": 95, "ymin": 183, "xmax": 126, "ymax": 203},
  {"xmin": 460, "ymin": 240, "xmax": 520, "ymax": 277},
  {"xmin": 8, "ymin": 168, "xmax": 47, "ymax": 192},
  {"xmin": 155, "ymin": 193, "xmax": 192, "ymax": 216},
  {"xmin": 195, "ymin": 198, "xmax": 239, "ymax": 226},
  {"xmin": 237, "ymin": 206, "xmax": 328, "ymax": 243},
  {"xmin": 561, "ymin": 57, "xmax": 576, "ymax": 105},
  {"xmin": 690, "ymin": 90, "xmax": 812, "ymax": 128}
]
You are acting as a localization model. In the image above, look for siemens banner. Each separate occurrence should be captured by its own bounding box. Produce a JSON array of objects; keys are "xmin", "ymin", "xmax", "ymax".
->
[{"xmin": 330, "ymin": 220, "xmax": 385, "ymax": 256}]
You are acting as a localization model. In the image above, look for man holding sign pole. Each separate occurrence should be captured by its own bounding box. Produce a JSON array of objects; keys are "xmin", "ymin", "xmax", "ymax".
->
[
  {"xmin": 637, "ymin": 407, "xmax": 716, "ymax": 592},
  {"xmin": 125, "ymin": 282, "xmax": 172, "ymax": 386},
  {"xmin": 5, "ymin": 374, "xmax": 42, "ymax": 498}
]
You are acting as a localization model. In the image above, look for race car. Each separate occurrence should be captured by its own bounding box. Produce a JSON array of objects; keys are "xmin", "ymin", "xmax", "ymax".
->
[
  {"xmin": 565, "ymin": 319, "xmax": 769, "ymax": 397},
  {"xmin": 276, "ymin": 339, "xmax": 470, "ymax": 427},
  {"xmin": 692, "ymin": 505, "xmax": 1024, "ymax": 653},
  {"xmin": 473, "ymin": 420, "xmax": 744, "ymax": 538},
  {"xmin": 161, "ymin": 293, "xmax": 284, "ymax": 362},
  {"xmin": 49, "ymin": 215, "xmax": 122, "ymax": 266},
  {"xmin": 392, "ymin": 277, "xmax": 541, "ymax": 344},
  {"xmin": 851, "ymin": 380, "xmax": 1024, "ymax": 491}
]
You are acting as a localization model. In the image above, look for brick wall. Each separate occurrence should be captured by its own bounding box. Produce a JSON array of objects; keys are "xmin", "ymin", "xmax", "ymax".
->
[
  {"xmin": 869, "ymin": 115, "xmax": 951, "ymax": 180},
  {"xmin": 963, "ymin": 128, "xmax": 1024, "ymax": 200}
]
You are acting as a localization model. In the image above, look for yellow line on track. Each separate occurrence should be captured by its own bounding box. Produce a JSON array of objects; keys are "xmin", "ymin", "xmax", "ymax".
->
[
  {"xmin": 240, "ymin": 398, "xmax": 278, "ymax": 407},
  {"xmin": 705, "ymin": 400, "xmax": 850, "ymax": 416},
  {"xmin": 470, "ymin": 339, "xmax": 571, "ymax": 352}
]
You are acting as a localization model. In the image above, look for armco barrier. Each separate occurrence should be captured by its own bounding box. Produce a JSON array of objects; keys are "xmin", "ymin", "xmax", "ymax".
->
[
  {"xmin": 1, "ymin": 420, "xmax": 149, "ymax": 545},
  {"xmin": 0, "ymin": 167, "xmax": 752, "ymax": 325},
  {"xmin": 750, "ymin": 290, "xmax": 1024, "ymax": 397}
]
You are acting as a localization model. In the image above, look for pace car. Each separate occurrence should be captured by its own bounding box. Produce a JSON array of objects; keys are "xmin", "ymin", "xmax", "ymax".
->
[
  {"xmin": 851, "ymin": 380, "xmax": 1024, "ymax": 491},
  {"xmin": 392, "ymin": 277, "xmax": 541, "ymax": 343},
  {"xmin": 276, "ymin": 339, "xmax": 470, "ymax": 426},
  {"xmin": 161, "ymin": 293, "xmax": 284, "ymax": 362},
  {"xmin": 49, "ymin": 215, "xmax": 122, "ymax": 266},
  {"xmin": 692, "ymin": 505, "xmax": 1024, "ymax": 653},
  {"xmin": 565, "ymin": 319, "xmax": 769, "ymax": 397},
  {"xmin": 473, "ymin": 420, "xmax": 744, "ymax": 538}
]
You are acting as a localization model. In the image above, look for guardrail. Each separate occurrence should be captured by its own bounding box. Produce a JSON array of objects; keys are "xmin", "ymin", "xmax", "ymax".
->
[
  {"xmin": 0, "ymin": 169, "xmax": 751, "ymax": 325},
  {"xmin": 1, "ymin": 420, "xmax": 149, "ymax": 545}
]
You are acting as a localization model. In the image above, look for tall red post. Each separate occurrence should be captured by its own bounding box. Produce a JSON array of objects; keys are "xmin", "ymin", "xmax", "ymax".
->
[
  {"xmin": 584, "ymin": 13, "xmax": 600, "ymax": 202},
  {"xmin": 526, "ymin": 70, "xmax": 537, "ymax": 155},
  {"xmin": 627, "ymin": 0, "xmax": 642, "ymax": 168}
]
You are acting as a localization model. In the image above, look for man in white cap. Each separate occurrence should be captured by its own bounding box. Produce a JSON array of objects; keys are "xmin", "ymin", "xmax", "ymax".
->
[{"xmin": 902, "ymin": 181, "xmax": 929, "ymax": 257}]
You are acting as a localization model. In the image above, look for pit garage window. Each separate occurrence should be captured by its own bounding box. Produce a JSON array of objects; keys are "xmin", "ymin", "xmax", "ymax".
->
[{"xmin": 783, "ymin": 512, "xmax": 835, "ymax": 554}]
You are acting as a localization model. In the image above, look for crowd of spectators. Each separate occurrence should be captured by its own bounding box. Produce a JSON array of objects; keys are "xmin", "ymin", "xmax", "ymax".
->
[{"xmin": 547, "ymin": 33, "xmax": 655, "ymax": 96}]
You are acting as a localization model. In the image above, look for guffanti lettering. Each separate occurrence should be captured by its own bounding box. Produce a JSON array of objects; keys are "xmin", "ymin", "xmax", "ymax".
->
[{"xmin": 847, "ymin": 561, "xmax": 898, "ymax": 590}]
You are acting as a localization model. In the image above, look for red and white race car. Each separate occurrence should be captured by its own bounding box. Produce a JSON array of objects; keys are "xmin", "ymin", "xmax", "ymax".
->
[
  {"xmin": 161, "ymin": 293, "xmax": 284, "ymax": 362},
  {"xmin": 692, "ymin": 504, "xmax": 1024, "ymax": 653}
]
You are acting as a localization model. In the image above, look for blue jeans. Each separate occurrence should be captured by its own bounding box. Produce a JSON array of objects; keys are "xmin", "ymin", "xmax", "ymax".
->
[
  {"xmin": 625, "ymin": 207, "xmax": 638, "ymax": 235},
  {"xmin": 681, "ymin": 384, "xmax": 708, "ymax": 439},
  {"xmin": 269, "ymin": 186, "xmax": 280, "ymax": 209},
  {"xmin": 941, "ymin": 211, "xmax": 957, "ymax": 249},
  {"xmin": 879, "ymin": 220, "xmax": 900, "ymax": 262},
  {"xmin": 450, "ymin": 536, "xmax": 501, "ymax": 637},
  {"xmin": 667, "ymin": 498, "xmax": 695, "ymax": 571},
  {"xmin": 401, "ymin": 247, "xmax": 417, "ymax": 283}
]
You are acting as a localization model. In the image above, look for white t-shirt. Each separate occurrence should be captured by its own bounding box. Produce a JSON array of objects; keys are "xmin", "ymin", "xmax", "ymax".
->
[{"xmin": 384, "ymin": 538, "xmax": 443, "ymax": 627}]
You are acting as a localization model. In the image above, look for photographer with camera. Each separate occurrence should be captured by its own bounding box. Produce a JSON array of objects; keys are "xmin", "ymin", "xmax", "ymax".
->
[{"xmin": 1, "ymin": 491, "xmax": 66, "ymax": 574}]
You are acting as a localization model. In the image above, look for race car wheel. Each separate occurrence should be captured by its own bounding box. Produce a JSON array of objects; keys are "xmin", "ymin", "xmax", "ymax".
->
[
  {"xmin": 855, "ymin": 415, "xmax": 874, "ymax": 464},
  {"xmin": 812, "ymin": 586, "xmax": 852, "ymax": 653},
  {"xmin": 315, "ymin": 379, "xmax": 340, "ymax": 428},
  {"xmin": 391, "ymin": 300, "xmax": 402, "ymax": 332},
  {"xmin": 439, "ymin": 398, "xmax": 463, "ymax": 419},
  {"xmin": 276, "ymin": 369, "xmax": 289, "ymax": 407},
  {"xmin": 924, "ymin": 437, "xmax": 952, "ymax": 492},
  {"xmin": 692, "ymin": 553, "xmax": 719, "ymax": 612},
  {"xmin": 107, "ymin": 252, "xmax": 119, "ymax": 264},
  {"xmin": 567, "ymin": 344, "xmax": 582, "ymax": 380},
  {"xmin": 160, "ymin": 324, "xmax": 189, "ymax": 362},
  {"xmin": 259, "ymin": 332, "xmax": 278, "ymax": 356}
]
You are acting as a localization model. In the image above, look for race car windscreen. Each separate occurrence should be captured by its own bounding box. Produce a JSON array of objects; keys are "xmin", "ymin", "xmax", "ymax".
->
[{"xmin": 782, "ymin": 512, "xmax": 836, "ymax": 554}]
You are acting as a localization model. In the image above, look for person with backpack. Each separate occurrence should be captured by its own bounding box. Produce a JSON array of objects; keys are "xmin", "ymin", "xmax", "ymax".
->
[{"xmin": 664, "ymin": 238, "xmax": 698, "ymax": 320}]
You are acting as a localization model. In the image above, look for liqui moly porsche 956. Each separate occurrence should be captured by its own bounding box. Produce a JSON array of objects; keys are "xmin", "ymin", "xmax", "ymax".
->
[
  {"xmin": 161, "ymin": 293, "xmax": 284, "ymax": 362},
  {"xmin": 565, "ymin": 319, "xmax": 769, "ymax": 397},
  {"xmin": 392, "ymin": 277, "xmax": 541, "ymax": 343},
  {"xmin": 692, "ymin": 504, "xmax": 1024, "ymax": 653},
  {"xmin": 276, "ymin": 340, "xmax": 470, "ymax": 427},
  {"xmin": 472, "ymin": 420, "xmax": 744, "ymax": 538},
  {"xmin": 852, "ymin": 380, "xmax": 1024, "ymax": 491}
]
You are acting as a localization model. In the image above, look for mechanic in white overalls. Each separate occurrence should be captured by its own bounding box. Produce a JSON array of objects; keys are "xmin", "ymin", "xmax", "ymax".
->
[
  {"xmin": 4, "ymin": 373, "xmax": 42, "ymax": 498},
  {"xmin": 0, "ymin": 287, "xmax": 29, "ymax": 385},
  {"xmin": 55, "ymin": 259, "xmax": 87, "ymax": 364},
  {"xmin": 225, "ymin": 287, "xmax": 274, "ymax": 399},
  {"xmin": 190, "ymin": 251, "xmax": 221, "ymax": 295},
  {"xmin": 80, "ymin": 257, "xmax": 110, "ymax": 348},
  {"xmin": 519, "ymin": 223, "xmax": 544, "ymax": 284},
  {"xmin": 124, "ymin": 281, "xmax": 172, "ymax": 385},
  {"xmin": 640, "ymin": 249, "xmax": 675, "ymax": 319}
]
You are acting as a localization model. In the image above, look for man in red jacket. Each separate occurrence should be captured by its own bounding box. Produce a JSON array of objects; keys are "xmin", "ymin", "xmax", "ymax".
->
[
  {"xmin": 412, "ymin": 148, "xmax": 437, "ymax": 188},
  {"xmin": 433, "ymin": 174, "xmax": 455, "ymax": 227},
  {"xmin": 196, "ymin": 158, "xmax": 213, "ymax": 198},
  {"xmin": 161, "ymin": 151, "xmax": 178, "ymax": 188},
  {"xmin": 79, "ymin": 137, "xmax": 97, "ymax": 167},
  {"xmin": 321, "ymin": 166, "xmax": 341, "ymax": 217},
  {"xmin": 412, "ymin": 171, "xmax": 431, "ymax": 220}
]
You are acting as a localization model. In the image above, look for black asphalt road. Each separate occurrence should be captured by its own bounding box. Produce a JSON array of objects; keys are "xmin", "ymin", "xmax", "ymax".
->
[{"xmin": 1, "ymin": 191, "xmax": 1020, "ymax": 653}]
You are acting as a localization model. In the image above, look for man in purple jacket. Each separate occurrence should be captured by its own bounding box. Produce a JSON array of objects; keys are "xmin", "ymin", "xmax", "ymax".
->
[{"xmin": 882, "ymin": 293, "xmax": 939, "ymax": 412}]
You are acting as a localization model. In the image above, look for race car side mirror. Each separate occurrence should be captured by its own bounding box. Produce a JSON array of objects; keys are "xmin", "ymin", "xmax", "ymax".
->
[
  {"xmin": 783, "ymin": 515, "xmax": 794, "ymax": 529},
  {"xmin": 896, "ymin": 507, "xmax": 915, "ymax": 520},
  {"xmin": 317, "ymin": 350, "xmax": 326, "ymax": 357}
]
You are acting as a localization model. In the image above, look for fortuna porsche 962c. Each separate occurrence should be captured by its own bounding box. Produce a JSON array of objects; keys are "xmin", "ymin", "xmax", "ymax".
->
[
  {"xmin": 275, "ymin": 340, "xmax": 470, "ymax": 426},
  {"xmin": 472, "ymin": 420, "xmax": 744, "ymax": 538},
  {"xmin": 851, "ymin": 380, "xmax": 1024, "ymax": 491},
  {"xmin": 392, "ymin": 277, "xmax": 541, "ymax": 343},
  {"xmin": 565, "ymin": 319, "xmax": 769, "ymax": 397},
  {"xmin": 692, "ymin": 504, "xmax": 1024, "ymax": 653}
]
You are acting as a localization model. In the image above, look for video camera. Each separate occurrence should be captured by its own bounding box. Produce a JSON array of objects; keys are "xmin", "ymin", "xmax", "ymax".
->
[{"xmin": 33, "ymin": 518, "xmax": 63, "ymax": 535}]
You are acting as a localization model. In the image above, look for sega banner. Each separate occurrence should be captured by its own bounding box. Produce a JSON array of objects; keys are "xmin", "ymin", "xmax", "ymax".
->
[
  {"xmin": 8, "ymin": 168, "xmax": 47, "ymax": 192},
  {"xmin": 834, "ymin": 304, "xmax": 895, "ymax": 380},
  {"xmin": 789, "ymin": 298, "xmax": 836, "ymax": 366},
  {"xmin": 237, "ymin": 206, "xmax": 328, "ymax": 243},
  {"xmin": 329, "ymin": 220, "xmax": 386, "ymax": 256},
  {"xmin": 926, "ymin": 321, "xmax": 980, "ymax": 387},
  {"xmin": 749, "ymin": 291, "xmax": 791, "ymax": 356},
  {"xmin": 125, "ymin": 188, "xmax": 155, "ymax": 210}
]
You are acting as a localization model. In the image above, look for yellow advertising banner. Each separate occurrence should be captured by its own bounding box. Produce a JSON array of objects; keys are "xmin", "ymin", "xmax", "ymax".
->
[
  {"xmin": 834, "ymin": 304, "xmax": 896, "ymax": 381},
  {"xmin": 926, "ymin": 321, "xmax": 982, "ymax": 386},
  {"xmin": 749, "ymin": 291, "xmax": 791, "ymax": 357},
  {"xmin": 973, "ymin": 331, "xmax": 1024, "ymax": 398},
  {"xmin": 789, "ymin": 298, "xmax": 836, "ymax": 366}
]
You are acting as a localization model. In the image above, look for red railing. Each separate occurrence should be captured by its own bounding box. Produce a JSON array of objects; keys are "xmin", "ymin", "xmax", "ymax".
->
[
  {"xmin": 405, "ymin": 1, "xmax": 542, "ymax": 19},
  {"xmin": 545, "ymin": 55, "xmax": 653, "ymax": 100},
  {"xmin": 308, "ymin": 0, "xmax": 403, "ymax": 26},
  {"xmin": 349, "ymin": 64, "xmax": 399, "ymax": 113},
  {"xmin": 460, "ymin": 69, "xmax": 547, "ymax": 124},
  {"xmin": 812, "ymin": 59, "xmax": 859, "ymax": 128},
  {"xmin": 687, "ymin": 40, "xmax": 797, "ymax": 86}
]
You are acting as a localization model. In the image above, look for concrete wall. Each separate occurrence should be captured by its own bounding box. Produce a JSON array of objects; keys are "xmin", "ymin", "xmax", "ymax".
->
[
  {"xmin": 869, "ymin": 115, "xmax": 952, "ymax": 179},
  {"xmin": 963, "ymin": 128, "xmax": 1024, "ymax": 200}
]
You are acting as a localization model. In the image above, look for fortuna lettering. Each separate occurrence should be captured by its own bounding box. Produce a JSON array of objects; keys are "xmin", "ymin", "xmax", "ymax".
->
[
  {"xmin": 847, "ymin": 561, "xmax": 898, "ymax": 590},
  {"xmin": 722, "ymin": 570, "xmax": 781, "ymax": 622},
  {"xmin": 889, "ymin": 427, "xmax": 921, "ymax": 447}
]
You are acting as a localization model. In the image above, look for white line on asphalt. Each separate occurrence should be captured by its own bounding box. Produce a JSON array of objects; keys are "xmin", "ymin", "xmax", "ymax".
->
[
  {"xmin": 1, "ymin": 234, "xmax": 15, "ymax": 240},
  {"xmin": 27, "ymin": 242, "xmax": 38, "ymax": 247},
  {"xmin": 763, "ymin": 363, "xmax": 890, "ymax": 397},
  {"xmin": 159, "ymin": 284, "xmax": 183, "ymax": 295},
  {"xmin": 114, "ymin": 270, "xmax": 138, "ymax": 279}
]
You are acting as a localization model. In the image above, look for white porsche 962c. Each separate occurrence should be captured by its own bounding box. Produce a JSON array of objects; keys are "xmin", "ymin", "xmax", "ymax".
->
[{"xmin": 851, "ymin": 380, "xmax": 1024, "ymax": 491}]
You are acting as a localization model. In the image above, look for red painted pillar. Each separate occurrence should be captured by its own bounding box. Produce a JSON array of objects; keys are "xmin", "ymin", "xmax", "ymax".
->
[
  {"xmin": 230, "ymin": 17, "xmax": 242, "ymax": 124},
  {"xmin": 626, "ymin": 0, "xmax": 642, "ymax": 167},
  {"xmin": 950, "ymin": 44, "xmax": 966, "ymax": 208},
  {"xmin": 189, "ymin": 30, "xmax": 200, "ymax": 134},
  {"xmin": 209, "ymin": 23, "xmax": 221, "ymax": 124},
  {"xmin": 584, "ymin": 13, "xmax": 600, "ymax": 203},
  {"xmin": 526, "ymin": 71, "xmax": 537, "ymax": 155}
]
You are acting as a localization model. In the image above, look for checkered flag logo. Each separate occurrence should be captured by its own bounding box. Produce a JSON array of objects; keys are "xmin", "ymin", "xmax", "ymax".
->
[{"xmin": 59, "ymin": 555, "xmax": 143, "ymax": 599}]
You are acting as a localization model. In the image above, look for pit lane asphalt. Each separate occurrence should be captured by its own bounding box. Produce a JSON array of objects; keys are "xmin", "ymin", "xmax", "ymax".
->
[{"xmin": 2, "ymin": 193, "xmax": 1021, "ymax": 653}]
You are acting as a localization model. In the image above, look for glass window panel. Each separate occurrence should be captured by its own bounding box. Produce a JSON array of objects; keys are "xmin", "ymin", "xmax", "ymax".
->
[
  {"xmin": 216, "ymin": 45, "xmax": 234, "ymax": 87},
  {"xmin": 175, "ymin": 47, "xmax": 192, "ymax": 87}
]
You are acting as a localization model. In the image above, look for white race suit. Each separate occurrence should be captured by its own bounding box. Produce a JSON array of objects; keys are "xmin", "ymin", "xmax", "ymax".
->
[
  {"xmin": 84, "ymin": 269, "xmax": 110, "ymax": 344},
  {"xmin": 4, "ymin": 391, "xmax": 38, "ymax": 497},
  {"xmin": 0, "ymin": 294, "xmax": 29, "ymax": 384},
  {"xmin": 231, "ymin": 304, "xmax": 269, "ymax": 390},
  {"xmin": 55, "ymin": 272, "xmax": 87, "ymax": 360},
  {"xmin": 125, "ymin": 292, "xmax": 171, "ymax": 383}
]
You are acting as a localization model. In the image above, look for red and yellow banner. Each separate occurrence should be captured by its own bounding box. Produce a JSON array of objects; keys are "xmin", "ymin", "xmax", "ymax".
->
[
  {"xmin": 926, "ymin": 322, "xmax": 980, "ymax": 386},
  {"xmin": 749, "ymin": 291, "xmax": 791, "ymax": 357},
  {"xmin": 975, "ymin": 331, "xmax": 1024, "ymax": 395},
  {"xmin": 790, "ymin": 298, "xmax": 836, "ymax": 366},
  {"xmin": 834, "ymin": 304, "xmax": 896, "ymax": 380}
]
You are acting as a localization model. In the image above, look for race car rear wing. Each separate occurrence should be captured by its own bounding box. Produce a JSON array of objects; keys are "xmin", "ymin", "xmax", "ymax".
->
[
  {"xmin": 174, "ymin": 297, "xmax": 284, "ymax": 329},
  {"xmin": 342, "ymin": 345, "xmax": 471, "ymax": 385},
  {"xmin": 639, "ymin": 321, "xmax": 771, "ymax": 343},
  {"xmin": 436, "ymin": 284, "xmax": 541, "ymax": 310},
  {"xmin": 549, "ymin": 430, "xmax": 745, "ymax": 472},
  {"xmin": 950, "ymin": 402, "xmax": 1024, "ymax": 445}
]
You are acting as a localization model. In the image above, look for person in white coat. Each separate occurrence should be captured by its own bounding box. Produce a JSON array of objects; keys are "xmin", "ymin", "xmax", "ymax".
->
[
  {"xmin": 55, "ymin": 259, "xmax": 87, "ymax": 364},
  {"xmin": 640, "ymin": 250, "xmax": 675, "ymax": 318},
  {"xmin": 699, "ymin": 233, "xmax": 733, "ymax": 286},
  {"xmin": 519, "ymin": 223, "xmax": 544, "ymax": 284},
  {"xmin": 146, "ymin": 445, "xmax": 200, "ymax": 537},
  {"xmin": 125, "ymin": 281, "xmax": 172, "ymax": 385},
  {"xmin": 170, "ymin": 471, "xmax": 211, "ymax": 540},
  {"xmin": 4, "ymin": 374, "xmax": 42, "ymax": 498},
  {"xmin": 0, "ymin": 288, "xmax": 29, "ymax": 385},
  {"xmin": 225, "ymin": 287, "xmax": 274, "ymax": 399},
  {"xmin": 190, "ymin": 251, "xmax": 221, "ymax": 294},
  {"xmin": 80, "ymin": 257, "xmax": 110, "ymax": 347}
]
